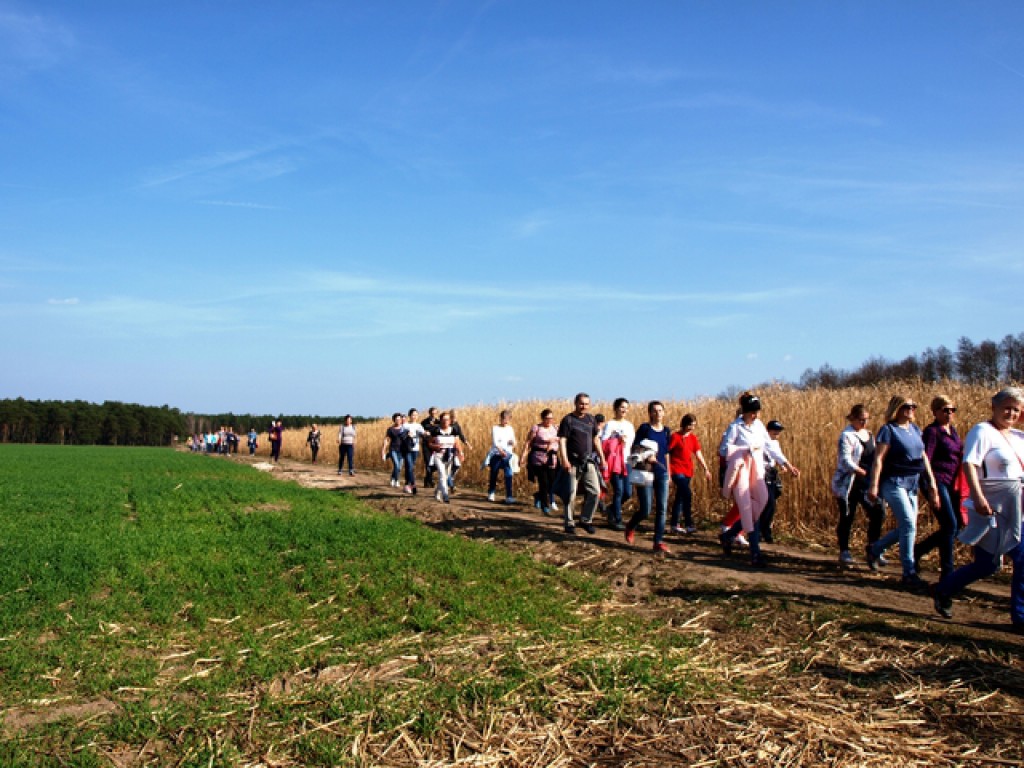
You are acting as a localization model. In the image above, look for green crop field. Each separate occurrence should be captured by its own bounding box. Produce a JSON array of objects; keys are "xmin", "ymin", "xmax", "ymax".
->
[{"xmin": 0, "ymin": 446, "xmax": 613, "ymax": 765}]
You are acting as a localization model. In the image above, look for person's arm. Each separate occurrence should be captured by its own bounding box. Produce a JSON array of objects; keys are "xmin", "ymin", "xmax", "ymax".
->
[
  {"xmin": 381, "ymin": 431, "xmax": 390, "ymax": 460},
  {"xmin": 962, "ymin": 461, "xmax": 992, "ymax": 516},
  {"xmin": 866, "ymin": 441, "xmax": 888, "ymax": 503},
  {"xmin": 922, "ymin": 425, "xmax": 939, "ymax": 462},
  {"xmin": 921, "ymin": 452, "xmax": 941, "ymax": 510},
  {"xmin": 838, "ymin": 431, "xmax": 863, "ymax": 475},
  {"xmin": 694, "ymin": 449, "xmax": 712, "ymax": 481},
  {"xmin": 559, "ymin": 436, "xmax": 571, "ymax": 470}
]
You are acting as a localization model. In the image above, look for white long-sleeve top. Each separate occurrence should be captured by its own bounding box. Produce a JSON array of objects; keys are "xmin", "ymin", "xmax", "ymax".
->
[
  {"xmin": 723, "ymin": 418, "xmax": 786, "ymax": 476},
  {"xmin": 830, "ymin": 425, "xmax": 871, "ymax": 498}
]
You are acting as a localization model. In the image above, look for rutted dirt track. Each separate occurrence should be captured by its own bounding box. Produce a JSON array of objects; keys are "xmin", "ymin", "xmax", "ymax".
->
[{"xmin": 249, "ymin": 455, "xmax": 1020, "ymax": 643}]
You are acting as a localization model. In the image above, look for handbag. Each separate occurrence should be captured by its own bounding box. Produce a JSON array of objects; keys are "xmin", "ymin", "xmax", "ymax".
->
[{"xmin": 628, "ymin": 468, "xmax": 653, "ymax": 488}]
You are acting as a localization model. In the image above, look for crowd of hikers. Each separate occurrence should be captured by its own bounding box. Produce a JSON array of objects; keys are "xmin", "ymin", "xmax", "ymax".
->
[{"xmin": 212, "ymin": 388, "xmax": 1024, "ymax": 632}]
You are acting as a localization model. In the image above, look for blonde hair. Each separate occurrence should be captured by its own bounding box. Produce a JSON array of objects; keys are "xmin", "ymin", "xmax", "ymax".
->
[
  {"xmin": 884, "ymin": 393, "xmax": 914, "ymax": 423},
  {"xmin": 930, "ymin": 394, "xmax": 954, "ymax": 414}
]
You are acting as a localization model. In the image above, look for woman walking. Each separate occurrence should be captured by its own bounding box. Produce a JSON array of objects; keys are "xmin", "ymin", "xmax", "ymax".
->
[
  {"xmin": 306, "ymin": 424, "xmax": 322, "ymax": 464},
  {"xmin": 913, "ymin": 395, "xmax": 963, "ymax": 579},
  {"xmin": 600, "ymin": 398, "xmax": 635, "ymax": 531},
  {"xmin": 932, "ymin": 387, "xmax": 1024, "ymax": 626},
  {"xmin": 381, "ymin": 413, "xmax": 405, "ymax": 487},
  {"xmin": 668, "ymin": 413, "xmax": 712, "ymax": 534},
  {"xmin": 337, "ymin": 415, "xmax": 357, "ymax": 475},
  {"xmin": 720, "ymin": 393, "xmax": 799, "ymax": 567},
  {"xmin": 486, "ymin": 410, "xmax": 517, "ymax": 503},
  {"xmin": 522, "ymin": 409, "xmax": 560, "ymax": 515},
  {"xmin": 831, "ymin": 404, "xmax": 885, "ymax": 566},
  {"xmin": 429, "ymin": 411, "xmax": 462, "ymax": 503},
  {"xmin": 866, "ymin": 394, "xmax": 940, "ymax": 589},
  {"xmin": 624, "ymin": 401, "xmax": 672, "ymax": 554}
]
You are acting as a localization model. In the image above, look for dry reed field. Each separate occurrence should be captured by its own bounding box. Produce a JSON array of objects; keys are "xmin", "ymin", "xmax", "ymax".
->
[{"xmin": 267, "ymin": 382, "xmax": 1000, "ymax": 548}]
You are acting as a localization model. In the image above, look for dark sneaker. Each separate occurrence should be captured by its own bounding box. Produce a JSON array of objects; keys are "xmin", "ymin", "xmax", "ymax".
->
[
  {"xmin": 564, "ymin": 522, "xmax": 576, "ymax": 535},
  {"xmin": 581, "ymin": 522, "xmax": 596, "ymax": 535},
  {"xmin": 901, "ymin": 572, "xmax": 928, "ymax": 592},
  {"xmin": 865, "ymin": 545, "xmax": 881, "ymax": 572},
  {"xmin": 750, "ymin": 552, "xmax": 768, "ymax": 568},
  {"xmin": 719, "ymin": 532, "xmax": 733, "ymax": 556},
  {"xmin": 931, "ymin": 585, "xmax": 953, "ymax": 619},
  {"xmin": 611, "ymin": 521, "xmax": 626, "ymax": 532}
]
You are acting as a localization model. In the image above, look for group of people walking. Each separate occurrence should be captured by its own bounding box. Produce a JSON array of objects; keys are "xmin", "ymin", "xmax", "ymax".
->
[
  {"xmin": 255, "ymin": 386, "xmax": 1023, "ymax": 632},
  {"xmin": 831, "ymin": 387, "xmax": 1024, "ymax": 629}
]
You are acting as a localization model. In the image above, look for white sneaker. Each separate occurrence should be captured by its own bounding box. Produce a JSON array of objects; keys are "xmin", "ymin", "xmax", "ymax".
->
[
  {"xmin": 877, "ymin": 553, "xmax": 890, "ymax": 566},
  {"xmin": 735, "ymin": 533, "xmax": 750, "ymax": 548},
  {"xmin": 504, "ymin": 496, "xmax": 515, "ymax": 504},
  {"xmin": 487, "ymin": 492, "xmax": 496, "ymax": 502},
  {"xmin": 671, "ymin": 525, "xmax": 685, "ymax": 534},
  {"xmin": 551, "ymin": 501, "xmax": 559, "ymax": 511},
  {"xmin": 839, "ymin": 550, "xmax": 854, "ymax": 565}
]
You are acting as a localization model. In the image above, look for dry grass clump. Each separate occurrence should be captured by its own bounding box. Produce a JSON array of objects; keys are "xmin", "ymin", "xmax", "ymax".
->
[{"xmin": 267, "ymin": 382, "xmax": 1002, "ymax": 548}]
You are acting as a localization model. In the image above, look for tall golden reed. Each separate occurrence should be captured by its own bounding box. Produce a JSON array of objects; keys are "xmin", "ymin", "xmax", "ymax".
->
[{"xmin": 262, "ymin": 382, "xmax": 1001, "ymax": 547}]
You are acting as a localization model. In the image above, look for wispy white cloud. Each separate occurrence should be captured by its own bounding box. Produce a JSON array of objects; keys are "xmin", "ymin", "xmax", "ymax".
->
[
  {"xmin": 140, "ymin": 145, "xmax": 296, "ymax": 190},
  {"xmin": 0, "ymin": 8, "xmax": 75, "ymax": 74},
  {"xmin": 198, "ymin": 200, "xmax": 282, "ymax": 210},
  {"xmin": 47, "ymin": 297, "xmax": 78, "ymax": 305}
]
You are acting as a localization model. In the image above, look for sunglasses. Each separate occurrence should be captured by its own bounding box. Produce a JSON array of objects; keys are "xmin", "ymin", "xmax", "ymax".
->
[
  {"xmin": 942, "ymin": 407, "xmax": 957, "ymax": 413},
  {"xmin": 902, "ymin": 403, "xmax": 918, "ymax": 410}
]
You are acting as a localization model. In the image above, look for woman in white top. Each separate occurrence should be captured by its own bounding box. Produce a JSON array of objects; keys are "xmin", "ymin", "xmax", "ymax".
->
[
  {"xmin": 487, "ymin": 410, "xmax": 517, "ymax": 504},
  {"xmin": 933, "ymin": 387, "xmax": 1024, "ymax": 626},
  {"xmin": 337, "ymin": 415, "xmax": 357, "ymax": 475},
  {"xmin": 600, "ymin": 397, "xmax": 636, "ymax": 531},
  {"xmin": 831, "ymin": 404, "xmax": 885, "ymax": 565},
  {"xmin": 720, "ymin": 393, "xmax": 799, "ymax": 567},
  {"xmin": 429, "ymin": 411, "xmax": 462, "ymax": 504}
]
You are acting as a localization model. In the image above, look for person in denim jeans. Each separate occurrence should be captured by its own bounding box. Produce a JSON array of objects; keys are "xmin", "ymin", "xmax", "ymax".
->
[
  {"xmin": 933, "ymin": 388, "xmax": 1024, "ymax": 625},
  {"xmin": 600, "ymin": 398, "xmax": 635, "ymax": 532},
  {"xmin": 866, "ymin": 394, "xmax": 940, "ymax": 590},
  {"xmin": 668, "ymin": 413, "xmax": 712, "ymax": 533},
  {"xmin": 380, "ymin": 412, "xmax": 405, "ymax": 487},
  {"xmin": 625, "ymin": 401, "xmax": 672, "ymax": 554},
  {"xmin": 913, "ymin": 395, "xmax": 963, "ymax": 579}
]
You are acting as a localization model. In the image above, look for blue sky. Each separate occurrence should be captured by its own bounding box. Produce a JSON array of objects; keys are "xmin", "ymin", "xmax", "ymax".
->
[{"xmin": 2, "ymin": 1, "xmax": 1022, "ymax": 417}]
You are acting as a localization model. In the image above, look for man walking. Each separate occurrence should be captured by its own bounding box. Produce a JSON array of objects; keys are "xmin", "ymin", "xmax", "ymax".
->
[{"xmin": 558, "ymin": 393, "xmax": 605, "ymax": 535}]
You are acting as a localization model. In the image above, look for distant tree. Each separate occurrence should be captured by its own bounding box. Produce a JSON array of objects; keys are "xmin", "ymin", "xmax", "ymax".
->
[
  {"xmin": 934, "ymin": 345, "xmax": 956, "ymax": 380},
  {"xmin": 977, "ymin": 340, "xmax": 1000, "ymax": 384},
  {"xmin": 956, "ymin": 337, "xmax": 980, "ymax": 383},
  {"xmin": 1001, "ymin": 333, "xmax": 1024, "ymax": 382}
]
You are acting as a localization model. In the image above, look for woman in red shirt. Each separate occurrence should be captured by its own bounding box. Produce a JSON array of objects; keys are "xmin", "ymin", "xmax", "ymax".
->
[{"xmin": 668, "ymin": 414, "xmax": 712, "ymax": 533}]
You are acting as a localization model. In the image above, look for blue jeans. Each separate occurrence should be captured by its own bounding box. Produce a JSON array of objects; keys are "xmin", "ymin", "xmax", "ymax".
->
[
  {"xmin": 339, "ymin": 444, "xmax": 354, "ymax": 471},
  {"xmin": 914, "ymin": 481, "xmax": 960, "ymax": 577},
  {"xmin": 670, "ymin": 473, "xmax": 693, "ymax": 529},
  {"xmin": 628, "ymin": 471, "xmax": 669, "ymax": 545},
  {"xmin": 608, "ymin": 473, "xmax": 631, "ymax": 525},
  {"xmin": 873, "ymin": 478, "xmax": 919, "ymax": 577},
  {"xmin": 388, "ymin": 450, "xmax": 403, "ymax": 482},
  {"xmin": 488, "ymin": 454, "xmax": 513, "ymax": 497},
  {"xmin": 939, "ymin": 520, "xmax": 1024, "ymax": 626},
  {"xmin": 403, "ymin": 451, "xmax": 418, "ymax": 486}
]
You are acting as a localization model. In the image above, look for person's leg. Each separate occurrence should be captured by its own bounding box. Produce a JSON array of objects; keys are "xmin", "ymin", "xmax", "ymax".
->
[
  {"xmin": 937, "ymin": 545, "xmax": 1002, "ymax": 598},
  {"xmin": 759, "ymin": 482, "xmax": 779, "ymax": 542},
  {"xmin": 389, "ymin": 450, "xmax": 403, "ymax": 483},
  {"xmin": 670, "ymin": 474, "xmax": 685, "ymax": 529},
  {"xmin": 678, "ymin": 474, "xmax": 694, "ymax": 528},
  {"xmin": 563, "ymin": 465, "xmax": 579, "ymax": 528},
  {"xmin": 880, "ymin": 481, "xmax": 918, "ymax": 576},
  {"xmin": 652, "ymin": 471, "xmax": 669, "ymax": 546},
  {"xmin": 609, "ymin": 473, "xmax": 625, "ymax": 526},
  {"xmin": 487, "ymin": 459, "xmax": 500, "ymax": 495},
  {"xmin": 502, "ymin": 458, "xmax": 514, "ymax": 499},
  {"xmin": 836, "ymin": 495, "xmax": 854, "ymax": 553},
  {"xmin": 403, "ymin": 452, "xmax": 417, "ymax": 487},
  {"xmin": 580, "ymin": 463, "xmax": 601, "ymax": 525},
  {"xmin": 1009, "ymin": 528, "xmax": 1024, "ymax": 627},
  {"xmin": 627, "ymin": 481, "xmax": 652, "ymax": 533}
]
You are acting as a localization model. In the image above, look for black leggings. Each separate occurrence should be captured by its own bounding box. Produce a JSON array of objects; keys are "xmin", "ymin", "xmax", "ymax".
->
[{"xmin": 836, "ymin": 484, "xmax": 884, "ymax": 552}]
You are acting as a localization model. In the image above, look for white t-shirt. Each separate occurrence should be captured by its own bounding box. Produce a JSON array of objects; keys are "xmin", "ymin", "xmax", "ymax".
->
[
  {"xmin": 491, "ymin": 424, "xmax": 516, "ymax": 455},
  {"xmin": 963, "ymin": 422, "xmax": 1024, "ymax": 479},
  {"xmin": 402, "ymin": 422, "xmax": 425, "ymax": 452},
  {"xmin": 600, "ymin": 418, "xmax": 635, "ymax": 457}
]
